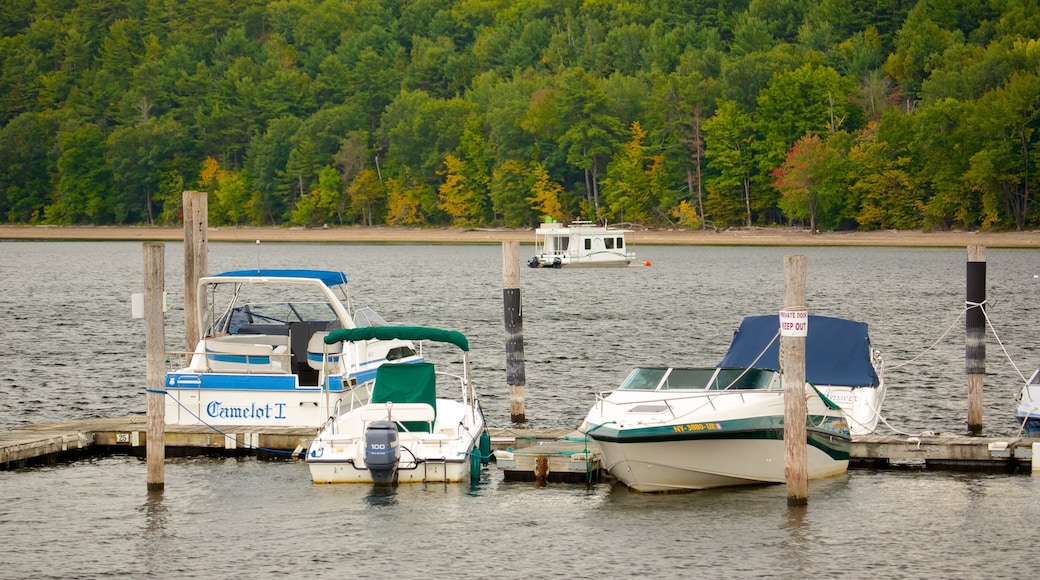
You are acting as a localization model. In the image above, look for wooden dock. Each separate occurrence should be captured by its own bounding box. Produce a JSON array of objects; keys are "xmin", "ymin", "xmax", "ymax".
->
[{"xmin": 3, "ymin": 417, "xmax": 1039, "ymax": 482}]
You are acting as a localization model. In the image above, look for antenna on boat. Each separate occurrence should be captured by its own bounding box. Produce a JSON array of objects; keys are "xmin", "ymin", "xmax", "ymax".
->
[{"xmin": 256, "ymin": 240, "xmax": 261, "ymax": 274}]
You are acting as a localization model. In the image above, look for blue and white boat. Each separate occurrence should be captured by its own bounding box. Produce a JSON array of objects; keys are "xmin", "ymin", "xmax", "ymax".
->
[
  {"xmin": 164, "ymin": 269, "xmax": 421, "ymax": 428},
  {"xmin": 1014, "ymin": 369, "xmax": 1040, "ymax": 435}
]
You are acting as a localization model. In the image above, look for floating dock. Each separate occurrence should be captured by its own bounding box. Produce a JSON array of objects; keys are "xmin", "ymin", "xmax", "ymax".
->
[{"xmin": 2, "ymin": 417, "xmax": 1039, "ymax": 481}]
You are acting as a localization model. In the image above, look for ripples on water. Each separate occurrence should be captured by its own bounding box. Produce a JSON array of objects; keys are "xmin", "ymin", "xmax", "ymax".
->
[
  {"xmin": 1, "ymin": 241, "xmax": 1037, "ymax": 434},
  {"xmin": 1, "ymin": 457, "xmax": 1038, "ymax": 578},
  {"xmin": 1, "ymin": 240, "xmax": 1038, "ymax": 577}
]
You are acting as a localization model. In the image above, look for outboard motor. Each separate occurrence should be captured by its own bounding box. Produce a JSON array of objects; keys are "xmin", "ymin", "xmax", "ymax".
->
[{"xmin": 364, "ymin": 420, "xmax": 400, "ymax": 487}]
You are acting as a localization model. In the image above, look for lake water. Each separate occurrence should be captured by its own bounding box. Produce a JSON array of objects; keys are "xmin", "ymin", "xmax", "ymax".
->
[{"xmin": 1, "ymin": 240, "xmax": 1038, "ymax": 578}]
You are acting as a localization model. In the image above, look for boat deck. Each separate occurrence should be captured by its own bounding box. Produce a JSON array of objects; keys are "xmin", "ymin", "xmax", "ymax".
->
[{"xmin": 3, "ymin": 417, "xmax": 1039, "ymax": 480}]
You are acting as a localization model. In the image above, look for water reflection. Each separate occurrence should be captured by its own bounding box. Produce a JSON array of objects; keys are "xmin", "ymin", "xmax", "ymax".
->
[
  {"xmin": 137, "ymin": 489, "xmax": 171, "ymax": 576},
  {"xmin": 364, "ymin": 485, "xmax": 398, "ymax": 507}
]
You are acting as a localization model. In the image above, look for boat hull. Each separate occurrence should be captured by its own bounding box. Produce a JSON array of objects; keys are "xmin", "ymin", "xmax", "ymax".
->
[
  {"xmin": 590, "ymin": 428, "xmax": 849, "ymax": 492},
  {"xmin": 529, "ymin": 255, "xmax": 633, "ymax": 268},
  {"xmin": 1015, "ymin": 370, "xmax": 1040, "ymax": 435},
  {"xmin": 163, "ymin": 371, "xmax": 368, "ymax": 427},
  {"xmin": 307, "ymin": 397, "xmax": 485, "ymax": 484},
  {"xmin": 308, "ymin": 455, "xmax": 473, "ymax": 484},
  {"xmin": 817, "ymin": 384, "xmax": 886, "ymax": 437}
]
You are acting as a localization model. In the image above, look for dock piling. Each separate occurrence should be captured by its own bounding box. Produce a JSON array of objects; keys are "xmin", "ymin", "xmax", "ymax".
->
[
  {"xmin": 966, "ymin": 245, "xmax": 986, "ymax": 435},
  {"xmin": 782, "ymin": 254, "xmax": 809, "ymax": 506},
  {"xmin": 182, "ymin": 190, "xmax": 208, "ymax": 353},
  {"xmin": 144, "ymin": 242, "xmax": 166, "ymax": 491},
  {"xmin": 503, "ymin": 241, "xmax": 527, "ymax": 423}
]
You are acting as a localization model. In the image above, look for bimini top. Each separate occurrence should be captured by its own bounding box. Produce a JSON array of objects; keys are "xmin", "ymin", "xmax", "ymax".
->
[
  {"xmin": 212, "ymin": 269, "xmax": 348, "ymax": 286},
  {"xmin": 325, "ymin": 325, "xmax": 469, "ymax": 352},
  {"xmin": 717, "ymin": 315, "xmax": 879, "ymax": 388}
]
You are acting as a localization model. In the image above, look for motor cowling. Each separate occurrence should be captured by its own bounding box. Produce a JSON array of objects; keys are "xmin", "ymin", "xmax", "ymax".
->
[{"xmin": 364, "ymin": 420, "xmax": 400, "ymax": 487}]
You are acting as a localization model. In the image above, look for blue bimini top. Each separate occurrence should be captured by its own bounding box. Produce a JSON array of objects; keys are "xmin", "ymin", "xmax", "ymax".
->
[{"xmin": 717, "ymin": 314, "xmax": 880, "ymax": 388}]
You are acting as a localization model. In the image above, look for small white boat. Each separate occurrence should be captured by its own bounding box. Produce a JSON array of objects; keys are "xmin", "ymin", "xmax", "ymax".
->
[
  {"xmin": 164, "ymin": 269, "xmax": 421, "ymax": 428},
  {"xmin": 580, "ymin": 366, "xmax": 851, "ymax": 492},
  {"xmin": 717, "ymin": 315, "xmax": 886, "ymax": 437},
  {"xmin": 528, "ymin": 219, "xmax": 635, "ymax": 268},
  {"xmin": 1014, "ymin": 369, "xmax": 1040, "ymax": 435},
  {"xmin": 307, "ymin": 326, "xmax": 488, "ymax": 486}
]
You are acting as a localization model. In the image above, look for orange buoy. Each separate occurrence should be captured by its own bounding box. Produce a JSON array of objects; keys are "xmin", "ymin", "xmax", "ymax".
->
[{"xmin": 644, "ymin": 260, "xmax": 652, "ymax": 267}]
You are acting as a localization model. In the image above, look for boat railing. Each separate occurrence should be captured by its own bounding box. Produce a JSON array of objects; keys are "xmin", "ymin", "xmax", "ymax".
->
[
  {"xmin": 434, "ymin": 370, "xmax": 472, "ymax": 407},
  {"xmin": 592, "ymin": 388, "xmax": 780, "ymax": 422}
]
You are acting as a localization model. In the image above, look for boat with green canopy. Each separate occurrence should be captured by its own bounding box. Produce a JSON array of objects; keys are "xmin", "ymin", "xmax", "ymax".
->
[{"xmin": 306, "ymin": 326, "xmax": 489, "ymax": 486}]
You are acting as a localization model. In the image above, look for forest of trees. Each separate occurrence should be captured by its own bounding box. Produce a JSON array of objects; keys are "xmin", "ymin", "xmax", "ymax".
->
[{"xmin": 1, "ymin": 0, "xmax": 1038, "ymax": 232}]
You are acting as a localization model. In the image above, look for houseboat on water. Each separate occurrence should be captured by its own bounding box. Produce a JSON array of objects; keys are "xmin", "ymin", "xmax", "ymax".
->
[{"xmin": 528, "ymin": 220, "xmax": 636, "ymax": 268}]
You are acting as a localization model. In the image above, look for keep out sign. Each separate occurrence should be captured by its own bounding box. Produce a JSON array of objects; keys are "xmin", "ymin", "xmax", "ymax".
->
[{"xmin": 779, "ymin": 310, "xmax": 808, "ymax": 337}]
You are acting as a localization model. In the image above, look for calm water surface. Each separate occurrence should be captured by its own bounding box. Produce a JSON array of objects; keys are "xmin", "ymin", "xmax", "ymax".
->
[{"xmin": 1, "ymin": 241, "xmax": 1038, "ymax": 578}]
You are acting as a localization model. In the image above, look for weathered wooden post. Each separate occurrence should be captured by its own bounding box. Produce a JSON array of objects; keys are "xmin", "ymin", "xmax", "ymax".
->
[
  {"xmin": 966, "ymin": 245, "xmax": 986, "ymax": 435},
  {"xmin": 144, "ymin": 242, "xmax": 166, "ymax": 491},
  {"xmin": 183, "ymin": 190, "xmax": 208, "ymax": 352},
  {"xmin": 503, "ymin": 241, "xmax": 527, "ymax": 423},
  {"xmin": 781, "ymin": 254, "xmax": 808, "ymax": 506}
]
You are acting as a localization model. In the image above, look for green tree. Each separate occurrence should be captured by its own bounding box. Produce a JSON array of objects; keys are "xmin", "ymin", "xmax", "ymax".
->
[
  {"xmin": 0, "ymin": 110, "xmax": 64, "ymax": 222},
  {"xmin": 964, "ymin": 72, "xmax": 1040, "ymax": 230},
  {"xmin": 704, "ymin": 100, "xmax": 758, "ymax": 227},
  {"xmin": 555, "ymin": 68, "xmax": 625, "ymax": 219},
  {"xmin": 49, "ymin": 124, "xmax": 112, "ymax": 224},
  {"xmin": 490, "ymin": 159, "xmax": 536, "ymax": 227}
]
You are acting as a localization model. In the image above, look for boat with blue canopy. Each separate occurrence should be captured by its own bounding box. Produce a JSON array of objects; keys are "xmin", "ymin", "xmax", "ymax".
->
[
  {"xmin": 578, "ymin": 314, "xmax": 883, "ymax": 492},
  {"xmin": 163, "ymin": 269, "xmax": 421, "ymax": 428},
  {"xmin": 718, "ymin": 315, "xmax": 886, "ymax": 436}
]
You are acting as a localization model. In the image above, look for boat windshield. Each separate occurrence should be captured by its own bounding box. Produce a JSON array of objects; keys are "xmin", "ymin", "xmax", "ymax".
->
[
  {"xmin": 710, "ymin": 368, "xmax": 780, "ymax": 390},
  {"xmin": 618, "ymin": 367, "xmax": 780, "ymax": 391},
  {"xmin": 618, "ymin": 368, "xmax": 668, "ymax": 390}
]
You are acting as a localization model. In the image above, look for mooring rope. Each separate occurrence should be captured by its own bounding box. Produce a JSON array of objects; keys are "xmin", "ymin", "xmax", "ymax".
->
[{"xmin": 876, "ymin": 298, "xmax": 1036, "ymax": 438}]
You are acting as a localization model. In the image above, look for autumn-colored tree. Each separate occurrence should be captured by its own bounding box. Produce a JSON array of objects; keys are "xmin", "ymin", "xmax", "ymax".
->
[
  {"xmin": 383, "ymin": 169, "xmax": 429, "ymax": 226},
  {"xmin": 527, "ymin": 162, "xmax": 566, "ymax": 223},
  {"xmin": 771, "ymin": 132, "xmax": 840, "ymax": 233},
  {"xmin": 348, "ymin": 168, "xmax": 385, "ymax": 226}
]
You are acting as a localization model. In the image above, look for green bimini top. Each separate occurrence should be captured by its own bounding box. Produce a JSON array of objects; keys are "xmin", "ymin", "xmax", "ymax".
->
[{"xmin": 324, "ymin": 325, "xmax": 469, "ymax": 352}]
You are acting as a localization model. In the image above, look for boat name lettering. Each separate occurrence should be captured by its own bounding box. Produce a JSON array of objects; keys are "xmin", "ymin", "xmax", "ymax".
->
[
  {"xmin": 673, "ymin": 422, "xmax": 723, "ymax": 432},
  {"xmin": 206, "ymin": 401, "xmax": 288, "ymax": 420}
]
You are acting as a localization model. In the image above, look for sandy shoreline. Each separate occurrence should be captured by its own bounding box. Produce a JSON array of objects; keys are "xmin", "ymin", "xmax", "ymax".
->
[{"xmin": 1, "ymin": 224, "xmax": 1038, "ymax": 248}]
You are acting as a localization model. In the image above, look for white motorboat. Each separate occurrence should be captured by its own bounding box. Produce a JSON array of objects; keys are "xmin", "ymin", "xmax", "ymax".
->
[
  {"xmin": 717, "ymin": 315, "xmax": 886, "ymax": 436},
  {"xmin": 528, "ymin": 219, "xmax": 636, "ymax": 268},
  {"xmin": 163, "ymin": 269, "xmax": 421, "ymax": 428},
  {"xmin": 1014, "ymin": 368, "xmax": 1040, "ymax": 435},
  {"xmin": 579, "ymin": 315, "xmax": 882, "ymax": 492},
  {"xmin": 580, "ymin": 366, "xmax": 851, "ymax": 492},
  {"xmin": 307, "ymin": 326, "xmax": 489, "ymax": 486}
]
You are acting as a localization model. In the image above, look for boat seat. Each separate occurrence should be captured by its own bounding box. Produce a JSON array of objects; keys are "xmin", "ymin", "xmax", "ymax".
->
[
  {"xmin": 289, "ymin": 321, "xmax": 334, "ymax": 369},
  {"xmin": 306, "ymin": 331, "xmax": 342, "ymax": 370},
  {"xmin": 205, "ymin": 341, "xmax": 289, "ymax": 374}
]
